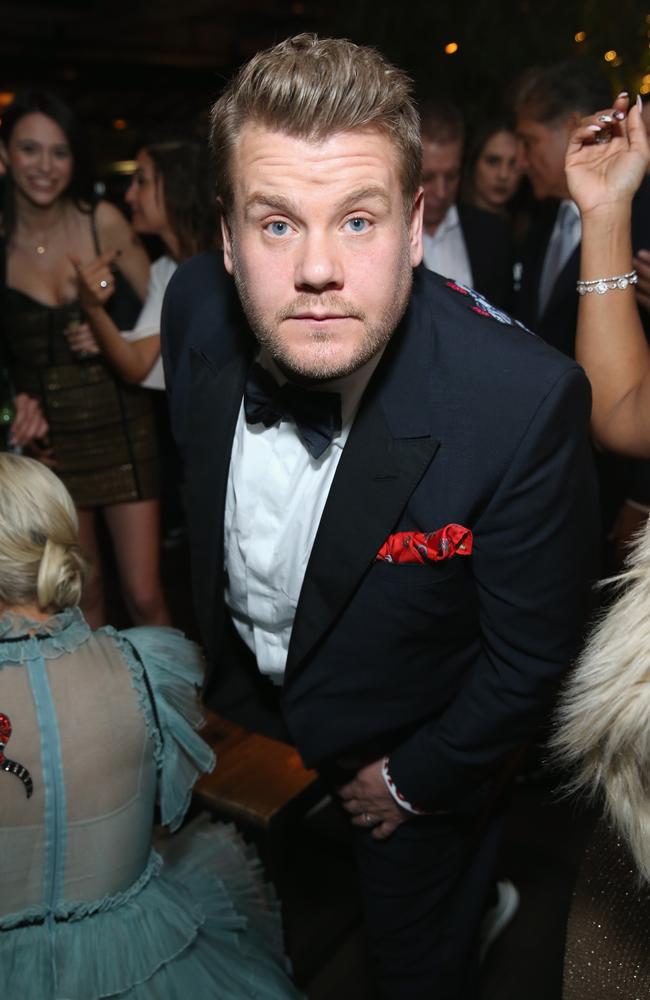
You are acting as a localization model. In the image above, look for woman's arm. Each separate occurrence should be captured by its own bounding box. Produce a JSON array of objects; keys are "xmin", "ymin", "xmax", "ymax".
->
[
  {"xmin": 567, "ymin": 95, "xmax": 650, "ymax": 455},
  {"xmin": 84, "ymin": 306, "xmax": 160, "ymax": 383},
  {"xmin": 93, "ymin": 200, "xmax": 150, "ymax": 300},
  {"xmin": 72, "ymin": 251, "xmax": 161, "ymax": 383}
]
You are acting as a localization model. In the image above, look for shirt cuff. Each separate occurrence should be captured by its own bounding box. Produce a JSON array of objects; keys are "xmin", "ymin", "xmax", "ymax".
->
[{"xmin": 382, "ymin": 756, "xmax": 429, "ymax": 815}]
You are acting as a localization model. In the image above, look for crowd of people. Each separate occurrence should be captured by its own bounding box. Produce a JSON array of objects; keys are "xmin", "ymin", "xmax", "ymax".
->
[{"xmin": 1, "ymin": 30, "xmax": 650, "ymax": 1000}]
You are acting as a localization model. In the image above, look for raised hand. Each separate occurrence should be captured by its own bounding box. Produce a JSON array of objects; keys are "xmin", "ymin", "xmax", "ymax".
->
[
  {"xmin": 565, "ymin": 93, "xmax": 649, "ymax": 217},
  {"xmin": 70, "ymin": 250, "xmax": 119, "ymax": 310}
]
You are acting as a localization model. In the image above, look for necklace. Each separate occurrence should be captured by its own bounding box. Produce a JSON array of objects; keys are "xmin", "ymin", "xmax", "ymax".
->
[{"xmin": 17, "ymin": 204, "xmax": 67, "ymax": 255}]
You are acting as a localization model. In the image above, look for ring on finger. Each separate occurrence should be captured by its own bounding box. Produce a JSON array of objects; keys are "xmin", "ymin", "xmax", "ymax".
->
[
  {"xmin": 363, "ymin": 813, "xmax": 374, "ymax": 827},
  {"xmin": 594, "ymin": 129, "xmax": 612, "ymax": 145}
]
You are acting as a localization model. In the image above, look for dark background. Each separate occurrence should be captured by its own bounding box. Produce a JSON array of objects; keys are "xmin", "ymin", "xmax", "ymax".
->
[{"xmin": 1, "ymin": 0, "xmax": 648, "ymax": 176}]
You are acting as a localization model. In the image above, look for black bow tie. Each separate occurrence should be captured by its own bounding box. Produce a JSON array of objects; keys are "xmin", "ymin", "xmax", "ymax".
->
[{"xmin": 243, "ymin": 362, "xmax": 342, "ymax": 460}]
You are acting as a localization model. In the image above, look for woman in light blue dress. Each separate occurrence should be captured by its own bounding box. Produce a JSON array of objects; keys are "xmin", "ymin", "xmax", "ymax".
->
[{"xmin": 0, "ymin": 452, "xmax": 303, "ymax": 999}]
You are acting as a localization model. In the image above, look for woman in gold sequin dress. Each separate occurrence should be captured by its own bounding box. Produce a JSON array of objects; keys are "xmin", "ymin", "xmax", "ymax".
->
[
  {"xmin": 0, "ymin": 91, "xmax": 170, "ymax": 629},
  {"xmin": 553, "ymin": 93, "xmax": 650, "ymax": 999}
]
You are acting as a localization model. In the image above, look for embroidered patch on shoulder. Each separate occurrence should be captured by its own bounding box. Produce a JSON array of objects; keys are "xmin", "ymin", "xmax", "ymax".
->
[{"xmin": 445, "ymin": 280, "xmax": 531, "ymax": 332}]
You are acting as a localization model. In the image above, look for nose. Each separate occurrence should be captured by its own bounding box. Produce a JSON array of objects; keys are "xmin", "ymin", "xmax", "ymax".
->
[
  {"xmin": 125, "ymin": 179, "xmax": 136, "ymax": 206},
  {"xmin": 36, "ymin": 149, "xmax": 54, "ymax": 174},
  {"xmin": 430, "ymin": 175, "xmax": 448, "ymax": 201},
  {"xmin": 294, "ymin": 229, "xmax": 343, "ymax": 291}
]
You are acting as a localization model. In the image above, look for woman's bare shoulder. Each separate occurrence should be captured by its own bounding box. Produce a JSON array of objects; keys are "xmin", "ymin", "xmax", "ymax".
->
[{"xmin": 93, "ymin": 199, "xmax": 141, "ymax": 250}]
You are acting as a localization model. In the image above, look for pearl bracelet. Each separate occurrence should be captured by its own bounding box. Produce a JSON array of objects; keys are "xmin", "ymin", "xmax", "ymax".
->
[{"xmin": 576, "ymin": 269, "xmax": 638, "ymax": 296}]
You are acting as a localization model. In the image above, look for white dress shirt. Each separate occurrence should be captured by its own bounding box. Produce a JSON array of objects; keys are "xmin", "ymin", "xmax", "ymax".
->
[
  {"xmin": 422, "ymin": 204, "xmax": 473, "ymax": 288},
  {"xmin": 224, "ymin": 350, "xmax": 382, "ymax": 683}
]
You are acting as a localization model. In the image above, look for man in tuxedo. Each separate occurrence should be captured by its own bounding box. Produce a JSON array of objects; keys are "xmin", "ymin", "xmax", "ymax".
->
[
  {"xmin": 513, "ymin": 63, "xmax": 621, "ymax": 355},
  {"xmin": 419, "ymin": 100, "xmax": 513, "ymax": 308},
  {"xmin": 514, "ymin": 63, "xmax": 650, "ymax": 554},
  {"xmin": 162, "ymin": 35, "xmax": 598, "ymax": 1000}
]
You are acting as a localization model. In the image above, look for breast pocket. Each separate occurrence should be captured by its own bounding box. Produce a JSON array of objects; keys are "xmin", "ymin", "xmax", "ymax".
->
[{"xmin": 370, "ymin": 556, "xmax": 473, "ymax": 627}]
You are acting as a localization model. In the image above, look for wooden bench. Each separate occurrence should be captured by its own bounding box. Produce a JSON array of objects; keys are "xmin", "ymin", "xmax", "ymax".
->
[{"xmin": 193, "ymin": 709, "xmax": 322, "ymax": 831}]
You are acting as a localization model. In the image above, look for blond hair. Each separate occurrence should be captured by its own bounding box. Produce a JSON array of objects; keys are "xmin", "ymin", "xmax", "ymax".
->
[
  {"xmin": 0, "ymin": 454, "xmax": 87, "ymax": 612},
  {"xmin": 209, "ymin": 33, "xmax": 421, "ymax": 213}
]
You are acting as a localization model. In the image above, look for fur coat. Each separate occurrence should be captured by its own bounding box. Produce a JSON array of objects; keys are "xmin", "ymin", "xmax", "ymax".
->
[{"xmin": 553, "ymin": 519, "xmax": 650, "ymax": 883}]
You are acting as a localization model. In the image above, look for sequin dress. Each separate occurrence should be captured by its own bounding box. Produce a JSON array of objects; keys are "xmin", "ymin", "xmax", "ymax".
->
[
  {"xmin": 0, "ymin": 610, "xmax": 303, "ymax": 1000},
  {"xmin": 563, "ymin": 818, "xmax": 650, "ymax": 999},
  {"xmin": 0, "ymin": 228, "xmax": 159, "ymax": 508}
]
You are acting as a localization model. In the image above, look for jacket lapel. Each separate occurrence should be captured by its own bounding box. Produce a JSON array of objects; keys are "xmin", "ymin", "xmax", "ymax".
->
[{"xmin": 285, "ymin": 276, "xmax": 440, "ymax": 680}]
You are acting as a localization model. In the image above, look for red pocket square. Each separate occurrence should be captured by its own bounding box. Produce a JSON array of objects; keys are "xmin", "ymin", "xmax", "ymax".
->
[{"xmin": 376, "ymin": 525, "xmax": 473, "ymax": 564}]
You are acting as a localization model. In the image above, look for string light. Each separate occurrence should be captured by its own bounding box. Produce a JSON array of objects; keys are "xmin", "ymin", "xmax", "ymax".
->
[
  {"xmin": 107, "ymin": 160, "xmax": 137, "ymax": 175},
  {"xmin": 574, "ymin": 31, "xmax": 586, "ymax": 42},
  {"xmin": 112, "ymin": 119, "xmax": 128, "ymax": 131},
  {"xmin": 603, "ymin": 50, "xmax": 617, "ymax": 62},
  {"xmin": 444, "ymin": 42, "xmax": 459, "ymax": 55}
]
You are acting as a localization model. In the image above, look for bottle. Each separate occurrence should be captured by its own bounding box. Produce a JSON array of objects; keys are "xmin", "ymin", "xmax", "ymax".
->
[{"xmin": 0, "ymin": 368, "xmax": 18, "ymax": 453}]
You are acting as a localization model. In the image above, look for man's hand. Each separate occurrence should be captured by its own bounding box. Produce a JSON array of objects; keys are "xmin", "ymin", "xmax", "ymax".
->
[{"xmin": 338, "ymin": 758, "xmax": 409, "ymax": 840}]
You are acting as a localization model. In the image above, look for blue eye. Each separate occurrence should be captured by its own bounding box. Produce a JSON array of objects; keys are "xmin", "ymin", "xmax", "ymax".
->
[
  {"xmin": 267, "ymin": 221, "xmax": 290, "ymax": 236},
  {"xmin": 346, "ymin": 217, "xmax": 369, "ymax": 233}
]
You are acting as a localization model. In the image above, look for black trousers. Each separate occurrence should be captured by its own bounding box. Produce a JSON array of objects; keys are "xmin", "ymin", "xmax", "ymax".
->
[{"xmin": 353, "ymin": 804, "xmax": 503, "ymax": 1000}]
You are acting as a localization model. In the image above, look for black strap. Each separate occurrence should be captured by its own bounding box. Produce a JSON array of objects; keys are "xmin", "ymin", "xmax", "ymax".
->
[{"xmin": 90, "ymin": 202, "xmax": 101, "ymax": 256}]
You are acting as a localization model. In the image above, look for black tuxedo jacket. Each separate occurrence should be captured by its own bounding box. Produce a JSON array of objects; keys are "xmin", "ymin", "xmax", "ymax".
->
[
  {"xmin": 457, "ymin": 203, "xmax": 513, "ymax": 310},
  {"xmin": 513, "ymin": 178, "xmax": 650, "ymax": 357},
  {"xmin": 161, "ymin": 254, "xmax": 598, "ymax": 812}
]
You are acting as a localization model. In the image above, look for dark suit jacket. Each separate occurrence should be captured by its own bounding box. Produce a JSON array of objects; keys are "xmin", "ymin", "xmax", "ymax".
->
[
  {"xmin": 457, "ymin": 203, "xmax": 513, "ymax": 310},
  {"xmin": 162, "ymin": 254, "xmax": 598, "ymax": 812}
]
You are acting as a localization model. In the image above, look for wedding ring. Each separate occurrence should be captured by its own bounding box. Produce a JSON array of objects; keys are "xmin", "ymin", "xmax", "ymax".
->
[
  {"xmin": 364, "ymin": 813, "xmax": 373, "ymax": 826},
  {"xmin": 99, "ymin": 278, "xmax": 109, "ymax": 289}
]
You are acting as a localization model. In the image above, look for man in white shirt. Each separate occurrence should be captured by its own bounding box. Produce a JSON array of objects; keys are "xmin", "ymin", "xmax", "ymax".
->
[
  {"xmin": 162, "ymin": 35, "xmax": 597, "ymax": 1000},
  {"xmin": 420, "ymin": 100, "xmax": 513, "ymax": 307}
]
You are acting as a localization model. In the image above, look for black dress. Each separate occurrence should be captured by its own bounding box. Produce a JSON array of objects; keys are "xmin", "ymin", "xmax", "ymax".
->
[{"xmin": 0, "ymin": 211, "xmax": 159, "ymax": 507}]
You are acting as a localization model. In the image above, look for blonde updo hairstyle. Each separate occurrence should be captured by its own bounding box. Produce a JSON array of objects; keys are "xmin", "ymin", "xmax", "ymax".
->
[{"xmin": 0, "ymin": 454, "xmax": 87, "ymax": 612}]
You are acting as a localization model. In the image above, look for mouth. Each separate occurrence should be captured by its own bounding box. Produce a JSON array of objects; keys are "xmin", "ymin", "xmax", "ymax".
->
[{"xmin": 288, "ymin": 313, "xmax": 352, "ymax": 322}]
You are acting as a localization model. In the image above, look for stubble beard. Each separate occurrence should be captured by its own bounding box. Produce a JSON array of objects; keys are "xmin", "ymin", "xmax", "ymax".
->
[{"xmin": 230, "ymin": 241, "xmax": 413, "ymax": 383}]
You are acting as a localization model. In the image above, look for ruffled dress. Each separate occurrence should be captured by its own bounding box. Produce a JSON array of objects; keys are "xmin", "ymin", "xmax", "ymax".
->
[{"xmin": 0, "ymin": 609, "xmax": 303, "ymax": 999}]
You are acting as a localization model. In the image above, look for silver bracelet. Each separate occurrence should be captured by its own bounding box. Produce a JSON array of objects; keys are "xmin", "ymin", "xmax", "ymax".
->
[{"xmin": 576, "ymin": 269, "xmax": 638, "ymax": 296}]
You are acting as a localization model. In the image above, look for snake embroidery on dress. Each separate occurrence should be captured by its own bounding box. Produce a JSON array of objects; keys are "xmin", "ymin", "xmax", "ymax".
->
[{"xmin": 0, "ymin": 712, "xmax": 33, "ymax": 797}]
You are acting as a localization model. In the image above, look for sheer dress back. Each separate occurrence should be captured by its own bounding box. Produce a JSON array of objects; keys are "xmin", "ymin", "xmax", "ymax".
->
[{"xmin": 0, "ymin": 617, "xmax": 156, "ymax": 920}]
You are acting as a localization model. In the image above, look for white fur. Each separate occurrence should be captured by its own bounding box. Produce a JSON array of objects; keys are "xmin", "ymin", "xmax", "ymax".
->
[{"xmin": 552, "ymin": 518, "xmax": 650, "ymax": 882}]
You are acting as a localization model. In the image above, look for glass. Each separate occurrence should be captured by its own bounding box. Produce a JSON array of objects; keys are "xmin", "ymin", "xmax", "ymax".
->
[{"xmin": 65, "ymin": 306, "xmax": 97, "ymax": 362}]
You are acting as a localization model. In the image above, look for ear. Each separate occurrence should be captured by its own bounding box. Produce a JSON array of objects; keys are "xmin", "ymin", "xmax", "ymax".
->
[
  {"xmin": 409, "ymin": 187, "xmax": 424, "ymax": 267},
  {"xmin": 219, "ymin": 201, "xmax": 234, "ymax": 275}
]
